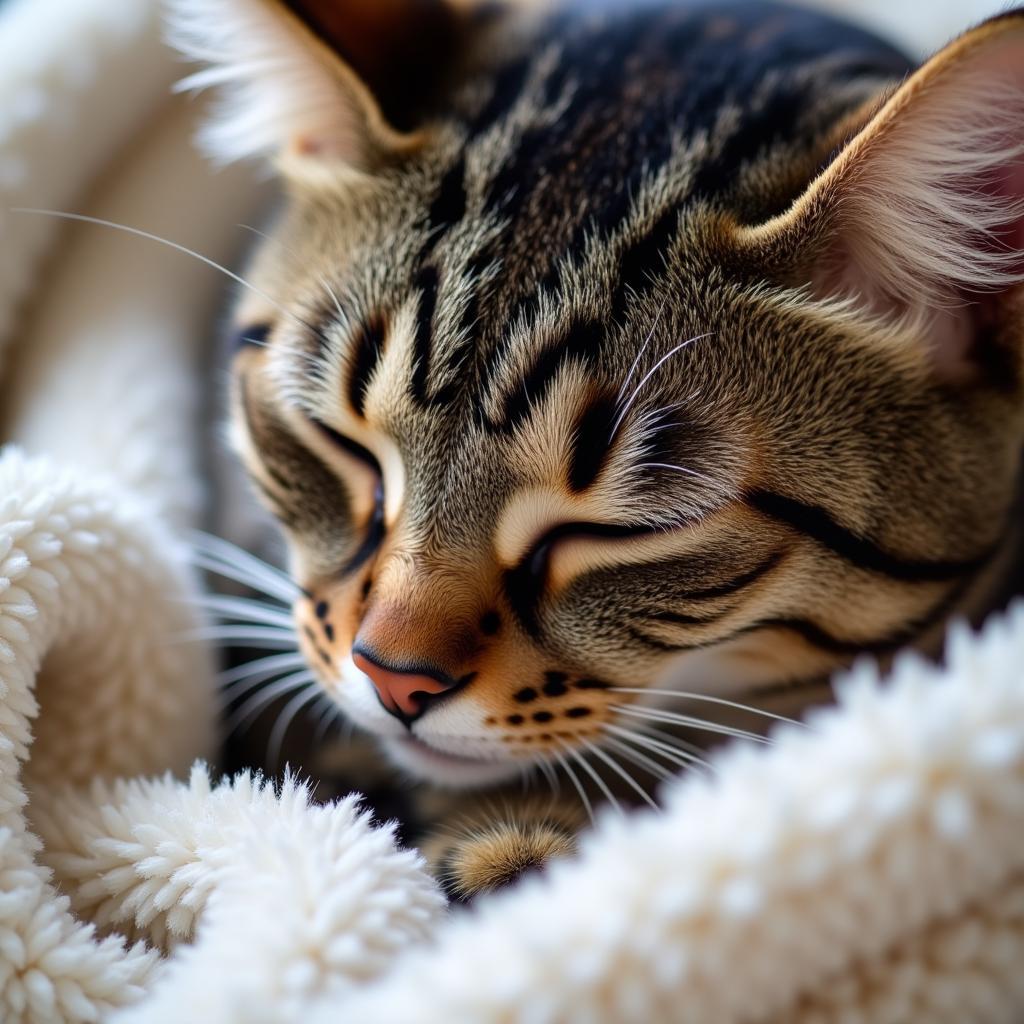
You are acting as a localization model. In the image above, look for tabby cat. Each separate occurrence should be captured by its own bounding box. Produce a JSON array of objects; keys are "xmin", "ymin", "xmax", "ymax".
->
[{"xmin": 168, "ymin": 0, "xmax": 1024, "ymax": 899}]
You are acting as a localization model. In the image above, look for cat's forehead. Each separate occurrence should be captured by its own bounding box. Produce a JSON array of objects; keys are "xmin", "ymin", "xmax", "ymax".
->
[
  {"xmin": 277, "ymin": 0, "xmax": 909, "ymax": 344},
  {"xmin": 251, "ymin": 0, "xmax": 918, "ymax": 535}
]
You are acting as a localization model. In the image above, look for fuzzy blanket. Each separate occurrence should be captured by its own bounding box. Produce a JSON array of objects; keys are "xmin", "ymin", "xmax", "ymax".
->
[{"xmin": 1, "ymin": 1, "xmax": 1021, "ymax": 1022}]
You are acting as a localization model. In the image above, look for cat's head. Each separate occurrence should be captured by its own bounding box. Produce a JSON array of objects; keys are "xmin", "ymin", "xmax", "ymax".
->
[{"xmin": 169, "ymin": 0, "xmax": 1024, "ymax": 786}]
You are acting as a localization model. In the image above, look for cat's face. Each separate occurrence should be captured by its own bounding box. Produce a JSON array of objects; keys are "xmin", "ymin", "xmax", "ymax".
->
[{"xmin": 172, "ymin": 0, "xmax": 1024, "ymax": 786}]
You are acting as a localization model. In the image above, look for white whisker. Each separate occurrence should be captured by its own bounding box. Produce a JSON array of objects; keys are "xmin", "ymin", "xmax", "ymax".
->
[
  {"xmin": 563, "ymin": 743, "xmax": 623, "ymax": 815},
  {"xmin": 192, "ymin": 555, "xmax": 297, "ymax": 603},
  {"xmin": 579, "ymin": 738, "xmax": 658, "ymax": 810},
  {"xmin": 629, "ymin": 721, "xmax": 711, "ymax": 763},
  {"xmin": 221, "ymin": 659, "xmax": 308, "ymax": 698},
  {"xmin": 193, "ymin": 595, "xmax": 295, "ymax": 629},
  {"xmin": 601, "ymin": 734, "xmax": 675, "ymax": 783},
  {"xmin": 616, "ymin": 298, "xmax": 668, "ymax": 403},
  {"xmin": 552, "ymin": 749, "xmax": 594, "ymax": 827},
  {"xmin": 11, "ymin": 208, "xmax": 326, "ymax": 343},
  {"xmin": 609, "ymin": 687, "xmax": 802, "ymax": 726},
  {"xmin": 604, "ymin": 722, "xmax": 712, "ymax": 771},
  {"xmin": 535, "ymin": 756, "xmax": 561, "ymax": 798},
  {"xmin": 225, "ymin": 670, "xmax": 316, "ymax": 735},
  {"xmin": 612, "ymin": 703, "xmax": 771, "ymax": 744},
  {"xmin": 185, "ymin": 624, "xmax": 296, "ymax": 644},
  {"xmin": 634, "ymin": 462, "xmax": 719, "ymax": 486},
  {"xmin": 219, "ymin": 651, "xmax": 308, "ymax": 687},
  {"xmin": 612, "ymin": 331, "xmax": 713, "ymax": 438},
  {"xmin": 268, "ymin": 684, "xmax": 324, "ymax": 768},
  {"xmin": 311, "ymin": 692, "xmax": 344, "ymax": 746},
  {"xmin": 190, "ymin": 532, "xmax": 297, "ymax": 598}
]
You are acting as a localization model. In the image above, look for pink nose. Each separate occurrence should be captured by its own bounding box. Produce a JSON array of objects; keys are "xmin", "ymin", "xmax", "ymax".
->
[{"xmin": 352, "ymin": 651, "xmax": 454, "ymax": 718}]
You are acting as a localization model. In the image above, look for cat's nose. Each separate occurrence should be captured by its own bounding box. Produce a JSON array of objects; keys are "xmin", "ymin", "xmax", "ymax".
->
[{"xmin": 352, "ymin": 650, "xmax": 456, "ymax": 720}]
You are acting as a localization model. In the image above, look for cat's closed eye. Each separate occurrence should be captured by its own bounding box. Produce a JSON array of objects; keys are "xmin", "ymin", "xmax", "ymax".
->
[{"xmin": 179, "ymin": 0, "xmax": 1024, "ymax": 820}]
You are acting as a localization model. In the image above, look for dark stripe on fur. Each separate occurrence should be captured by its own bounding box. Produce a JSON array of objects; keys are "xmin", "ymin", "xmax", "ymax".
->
[
  {"xmin": 506, "ymin": 519, "xmax": 661, "ymax": 637},
  {"xmin": 347, "ymin": 316, "xmax": 387, "ymax": 418},
  {"xmin": 675, "ymin": 549, "xmax": 785, "ymax": 602},
  {"xmin": 567, "ymin": 392, "xmax": 618, "ymax": 492},
  {"xmin": 643, "ymin": 609, "xmax": 725, "ymax": 627},
  {"xmin": 312, "ymin": 420, "xmax": 382, "ymax": 472},
  {"xmin": 638, "ymin": 570, "xmax": 976, "ymax": 657},
  {"xmin": 338, "ymin": 481, "xmax": 386, "ymax": 579},
  {"xmin": 410, "ymin": 266, "xmax": 454, "ymax": 408},
  {"xmin": 610, "ymin": 207, "xmax": 681, "ymax": 323},
  {"xmin": 231, "ymin": 322, "xmax": 270, "ymax": 353},
  {"xmin": 747, "ymin": 491, "xmax": 988, "ymax": 582},
  {"xmin": 487, "ymin": 318, "xmax": 605, "ymax": 432}
]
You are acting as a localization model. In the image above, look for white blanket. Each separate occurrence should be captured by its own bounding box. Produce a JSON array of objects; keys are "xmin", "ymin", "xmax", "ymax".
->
[{"xmin": 0, "ymin": 1, "xmax": 1020, "ymax": 1021}]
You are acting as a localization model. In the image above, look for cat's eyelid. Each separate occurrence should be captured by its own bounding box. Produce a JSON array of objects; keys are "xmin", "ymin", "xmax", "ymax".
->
[
  {"xmin": 530, "ymin": 520, "xmax": 660, "ymax": 556},
  {"xmin": 309, "ymin": 418, "xmax": 382, "ymax": 474},
  {"xmin": 301, "ymin": 414, "xmax": 407, "ymax": 528}
]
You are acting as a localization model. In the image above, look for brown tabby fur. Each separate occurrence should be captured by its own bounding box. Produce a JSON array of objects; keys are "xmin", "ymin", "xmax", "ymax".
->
[{"xmin": 168, "ymin": 0, "xmax": 1024, "ymax": 898}]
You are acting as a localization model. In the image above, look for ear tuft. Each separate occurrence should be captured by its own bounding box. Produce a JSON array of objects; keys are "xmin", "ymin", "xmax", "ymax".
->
[
  {"xmin": 164, "ymin": 0, "xmax": 420, "ymax": 168},
  {"xmin": 737, "ymin": 11, "xmax": 1024, "ymax": 331},
  {"xmin": 824, "ymin": 59, "xmax": 1024, "ymax": 310}
]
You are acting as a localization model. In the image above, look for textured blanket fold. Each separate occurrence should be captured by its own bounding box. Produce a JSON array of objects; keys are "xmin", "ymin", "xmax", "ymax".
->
[{"xmin": 1, "ymin": 0, "xmax": 1021, "ymax": 1022}]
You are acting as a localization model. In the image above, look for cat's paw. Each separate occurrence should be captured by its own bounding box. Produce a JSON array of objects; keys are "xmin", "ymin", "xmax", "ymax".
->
[{"xmin": 428, "ymin": 812, "xmax": 580, "ymax": 903}]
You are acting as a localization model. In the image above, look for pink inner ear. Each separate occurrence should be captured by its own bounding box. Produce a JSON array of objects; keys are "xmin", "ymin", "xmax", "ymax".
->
[{"xmin": 808, "ymin": 29, "xmax": 1024, "ymax": 383}]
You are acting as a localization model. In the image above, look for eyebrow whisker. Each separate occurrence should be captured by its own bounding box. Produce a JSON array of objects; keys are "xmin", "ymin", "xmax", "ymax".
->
[
  {"xmin": 11, "ymin": 208, "xmax": 329, "ymax": 345},
  {"xmin": 612, "ymin": 331, "xmax": 714, "ymax": 440}
]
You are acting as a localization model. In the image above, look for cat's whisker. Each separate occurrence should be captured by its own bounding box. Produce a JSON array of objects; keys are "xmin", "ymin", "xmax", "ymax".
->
[
  {"xmin": 611, "ymin": 331, "xmax": 714, "ymax": 439},
  {"xmin": 268, "ymin": 683, "xmax": 324, "ymax": 769},
  {"xmin": 192, "ymin": 595, "xmax": 296, "ymax": 629},
  {"xmin": 535, "ymin": 756, "xmax": 561, "ymax": 799},
  {"xmin": 612, "ymin": 703, "xmax": 772, "ymax": 744},
  {"xmin": 216, "ymin": 668, "xmax": 312, "ymax": 711},
  {"xmin": 601, "ymin": 734, "xmax": 675, "ymax": 783},
  {"xmin": 191, "ymin": 585, "xmax": 292, "ymax": 611},
  {"xmin": 551, "ymin": 749, "xmax": 595, "ymax": 827},
  {"xmin": 604, "ymin": 722, "xmax": 712, "ymax": 772},
  {"xmin": 579, "ymin": 737, "xmax": 659, "ymax": 810},
  {"xmin": 220, "ymin": 659, "xmax": 308, "ymax": 701},
  {"xmin": 562, "ymin": 742, "xmax": 623, "ymax": 815},
  {"xmin": 615, "ymin": 298, "xmax": 668, "ymax": 403},
  {"xmin": 217, "ymin": 672, "xmax": 300, "ymax": 710},
  {"xmin": 192, "ymin": 558, "xmax": 297, "ymax": 604},
  {"xmin": 10, "ymin": 209, "xmax": 329, "ymax": 345},
  {"xmin": 218, "ymin": 651, "xmax": 308, "ymax": 687},
  {"xmin": 224, "ymin": 670, "xmax": 317, "ymax": 736},
  {"xmin": 634, "ymin": 462, "xmax": 719, "ymax": 487},
  {"xmin": 184, "ymin": 624, "xmax": 296, "ymax": 645},
  {"xmin": 319, "ymin": 275, "xmax": 346, "ymax": 323},
  {"xmin": 189, "ymin": 532, "xmax": 298, "ymax": 600},
  {"xmin": 608, "ymin": 687, "xmax": 803, "ymax": 727},
  {"xmin": 604, "ymin": 723, "xmax": 697, "ymax": 770},
  {"xmin": 239, "ymin": 226, "xmax": 346, "ymax": 331},
  {"xmin": 628, "ymin": 721, "xmax": 712, "ymax": 764},
  {"xmin": 311, "ymin": 692, "xmax": 345, "ymax": 746}
]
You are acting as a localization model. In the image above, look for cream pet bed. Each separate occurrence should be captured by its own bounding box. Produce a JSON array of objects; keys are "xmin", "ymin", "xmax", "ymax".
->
[{"xmin": 0, "ymin": 0, "xmax": 1022, "ymax": 1021}]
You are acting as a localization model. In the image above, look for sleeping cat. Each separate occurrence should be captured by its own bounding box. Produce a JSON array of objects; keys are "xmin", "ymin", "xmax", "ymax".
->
[{"xmin": 168, "ymin": 0, "xmax": 1024, "ymax": 898}]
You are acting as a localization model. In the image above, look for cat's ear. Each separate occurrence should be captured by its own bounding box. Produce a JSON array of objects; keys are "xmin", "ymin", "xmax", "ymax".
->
[
  {"xmin": 165, "ymin": 0, "xmax": 475, "ymax": 171},
  {"xmin": 732, "ymin": 10, "xmax": 1024, "ymax": 377}
]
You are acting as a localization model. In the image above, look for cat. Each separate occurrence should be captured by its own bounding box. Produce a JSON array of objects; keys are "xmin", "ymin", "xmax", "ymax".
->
[{"xmin": 167, "ymin": 0, "xmax": 1024, "ymax": 899}]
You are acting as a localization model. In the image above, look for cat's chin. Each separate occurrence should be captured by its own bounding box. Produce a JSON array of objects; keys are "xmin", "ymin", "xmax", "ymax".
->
[{"xmin": 381, "ymin": 736, "xmax": 525, "ymax": 789}]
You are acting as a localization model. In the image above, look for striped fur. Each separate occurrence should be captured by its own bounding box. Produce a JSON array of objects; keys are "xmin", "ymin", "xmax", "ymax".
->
[{"xmin": 170, "ymin": 0, "xmax": 1024, "ymax": 896}]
